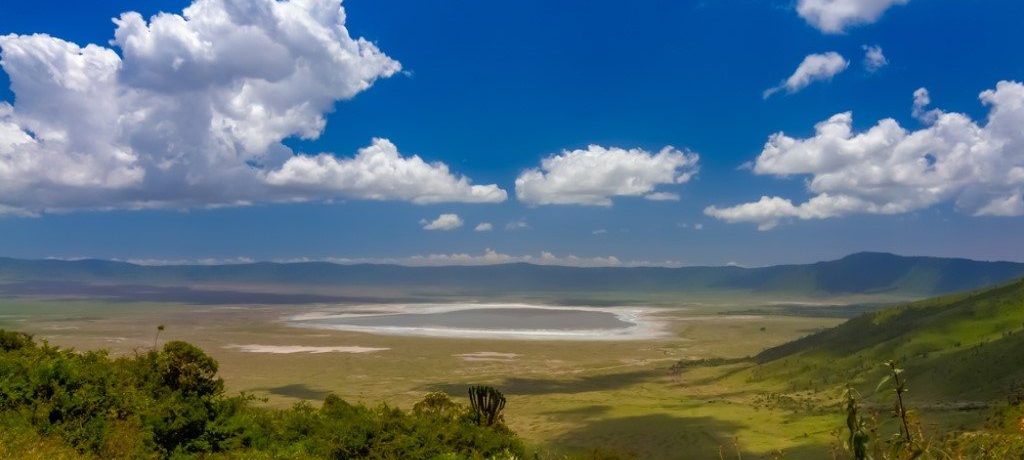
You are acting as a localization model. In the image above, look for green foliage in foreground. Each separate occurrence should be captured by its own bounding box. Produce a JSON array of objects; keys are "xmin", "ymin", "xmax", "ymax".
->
[
  {"xmin": 0, "ymin": 329, "xmax": 524, "ymax": 459},
  {"xmin": 839, "ymin": 361, "xmax": 1024, "ymax": 459}
]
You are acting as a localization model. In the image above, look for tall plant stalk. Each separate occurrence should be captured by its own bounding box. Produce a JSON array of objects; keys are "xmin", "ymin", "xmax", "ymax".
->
[
  {"xmin": 843, "ymin": 386, "xmax": 870, "ymax": 460},
  {"xmin": 884, "ymin": 361, "xmax": 913, "ymax": 444},
  {"xmin": 153, "ymin": 324, "xmax": 165, "ymax": 350}
]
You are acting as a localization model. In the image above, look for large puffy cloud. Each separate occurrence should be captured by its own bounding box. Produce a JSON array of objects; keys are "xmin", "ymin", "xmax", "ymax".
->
[
  {"xmin": 764, "ymin": 52, "xmax": 848, "ymax": 99},
  {"xmin": 707, "ymin": 81, "xmax": 1024, "ymax": 230},
  {"xmin": 265, "ymin": 139, "xmax": 506, "ymax": 203},
  {"xmin": 0, "ymin": 0, "xmax": 503, "ymax": 215},
  {"xmin": 515, "ymin": 145, "xmax": 699, "ymax": 206},
  {"xmin": 0, "ymin": 39, "xmax": 144, "ymax": 209},
  {"xmin": 797, "ymin": 0, "xmax": 909, "ymax": 34}
]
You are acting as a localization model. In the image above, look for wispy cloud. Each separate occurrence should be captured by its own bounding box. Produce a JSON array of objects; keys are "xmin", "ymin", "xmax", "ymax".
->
[
  {"xmin": 764, "ymin": 52, "xmax": 848, "ymax": 98},
  {"xmin": 114, "ymin": 249, "xmax": 686, "ymax": 268},
  {"xmin": 862, "ymin": 45, "xmax": 888, "ymax": 72},
  {"xmin": 505, "ymin": 220, "xmax": 530, "ymax": 231}
]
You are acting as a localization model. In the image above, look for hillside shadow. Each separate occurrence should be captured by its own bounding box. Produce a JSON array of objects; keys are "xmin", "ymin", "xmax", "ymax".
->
[
  {"xmin": 265, "ymin": 383, "xmax": 331, "ymax": 401},
  {"xmin": 550, "ymin": 413, "xmax": 830, "ymax": 459},
  {"xmin": 668, "ymin": 362, "xmax": 753, "ymax": 388},
  {"xmin": 423, "ymin": 369, "xmax": 655, "ymax": 396},
  {"xmin": 551, "ymin": 413, "xmax": 729, "ymax": 459},
  {"xmin": 901, "ymin": 329, "xmax": 1024, "ymax": 401}
]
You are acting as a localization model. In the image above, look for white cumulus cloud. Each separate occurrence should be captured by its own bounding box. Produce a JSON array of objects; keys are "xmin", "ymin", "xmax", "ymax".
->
[
  {"xmin": 421, "ymin": 213, "xmax": 464, "ymax": 231},
  {"xmin": 515, "ymin": 145, "xmax": 699, "ymax": 206},
  {"xmin": 797, "ymin": 0, "xmax": 909, "ymax": 34},
  {"xmin": 474, "ymin": 222, "xmax": 493, "ymax": 232},
  {"xmin": 265, "ymin": 138, "xmax": 507, "ymax": 204},
  {"xmin": 764, "ymin": 52, "xmax": 849, "ymax": 99},
  {"xmin": 0, "ymin": 0, "xmax": 503, "ymax": 216},
  {"xmin": 707, "ymin": 81, "xmax": 1024, "ymax": 229},
  {"xmin": 862, "ymin": 45, "xmax": 888, "ymax": 72}
]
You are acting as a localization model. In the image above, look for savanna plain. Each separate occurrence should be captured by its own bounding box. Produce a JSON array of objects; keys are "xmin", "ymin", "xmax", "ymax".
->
[{"xmin": 0, "ymin": 293, "xmax": 875, "ymax": 458}]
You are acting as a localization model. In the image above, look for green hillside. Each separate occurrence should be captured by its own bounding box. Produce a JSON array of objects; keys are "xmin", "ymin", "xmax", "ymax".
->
[{"xmin": 750, "ymin": 278, "xmax": 1024, "ymax": 402}]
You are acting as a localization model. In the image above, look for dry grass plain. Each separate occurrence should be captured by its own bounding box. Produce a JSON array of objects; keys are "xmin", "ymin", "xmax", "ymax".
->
[{"xmin": 0, "ymin": 298, "xmax": 845, "ymax": 459}]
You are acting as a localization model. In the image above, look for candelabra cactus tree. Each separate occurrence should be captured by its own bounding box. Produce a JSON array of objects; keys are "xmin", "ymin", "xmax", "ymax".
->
[{"xmin": 468, "ymin": 385, "xmax": 506, "ymax": 427}]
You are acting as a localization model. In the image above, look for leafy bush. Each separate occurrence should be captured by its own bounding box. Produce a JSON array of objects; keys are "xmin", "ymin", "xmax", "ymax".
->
[
  {"xmin": 0, "ymin": 330, "xmax": 34, "ymax": 351},
  {"xmin": 0, "ymin": 329, "xmax": 524, "ymax": 459}
]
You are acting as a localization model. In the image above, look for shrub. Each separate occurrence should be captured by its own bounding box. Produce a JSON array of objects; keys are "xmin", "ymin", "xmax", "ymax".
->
[
  {"xmin": 0, "ymin": 330, "xmax": 33, "ymax": 352},
  {"xmin": 156, "ymin": 341, "xmax": 223, "ymax": 397},
  {"xmin": 0, "ymin": 329, "xmax": 525, "ymax": 459}
]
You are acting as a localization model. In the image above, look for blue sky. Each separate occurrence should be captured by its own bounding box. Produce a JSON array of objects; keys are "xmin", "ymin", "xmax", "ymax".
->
[{"xmin": 0, "ymin": 0, "xmax": 1023, "ymax": 266}]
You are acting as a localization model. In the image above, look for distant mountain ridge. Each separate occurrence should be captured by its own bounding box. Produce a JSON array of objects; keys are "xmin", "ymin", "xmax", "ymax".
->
[{"xmin": 1, "ymin": 252, "xmax": 1022, "ymax": 300}]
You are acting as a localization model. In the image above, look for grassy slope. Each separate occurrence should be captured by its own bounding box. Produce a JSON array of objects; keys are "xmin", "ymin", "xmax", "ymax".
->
[{"xmin": 748, "ymin": 278, "xmax": 1024, "ymax": 402}]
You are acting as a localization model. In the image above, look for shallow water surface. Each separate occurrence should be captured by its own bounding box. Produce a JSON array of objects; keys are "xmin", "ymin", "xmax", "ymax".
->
[
  {"xmin": 319, "ymin": 307, "xmax": 631, "ymax": 330},
  {"xmin": 285, "ymin": 304, "xmax": 662, "ymax": 340}
]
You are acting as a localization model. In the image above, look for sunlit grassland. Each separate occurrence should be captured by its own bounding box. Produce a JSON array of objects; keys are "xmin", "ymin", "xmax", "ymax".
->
[{"xmin": 0, "ymin": 297, "xmax": 848, "ymax": 458}]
